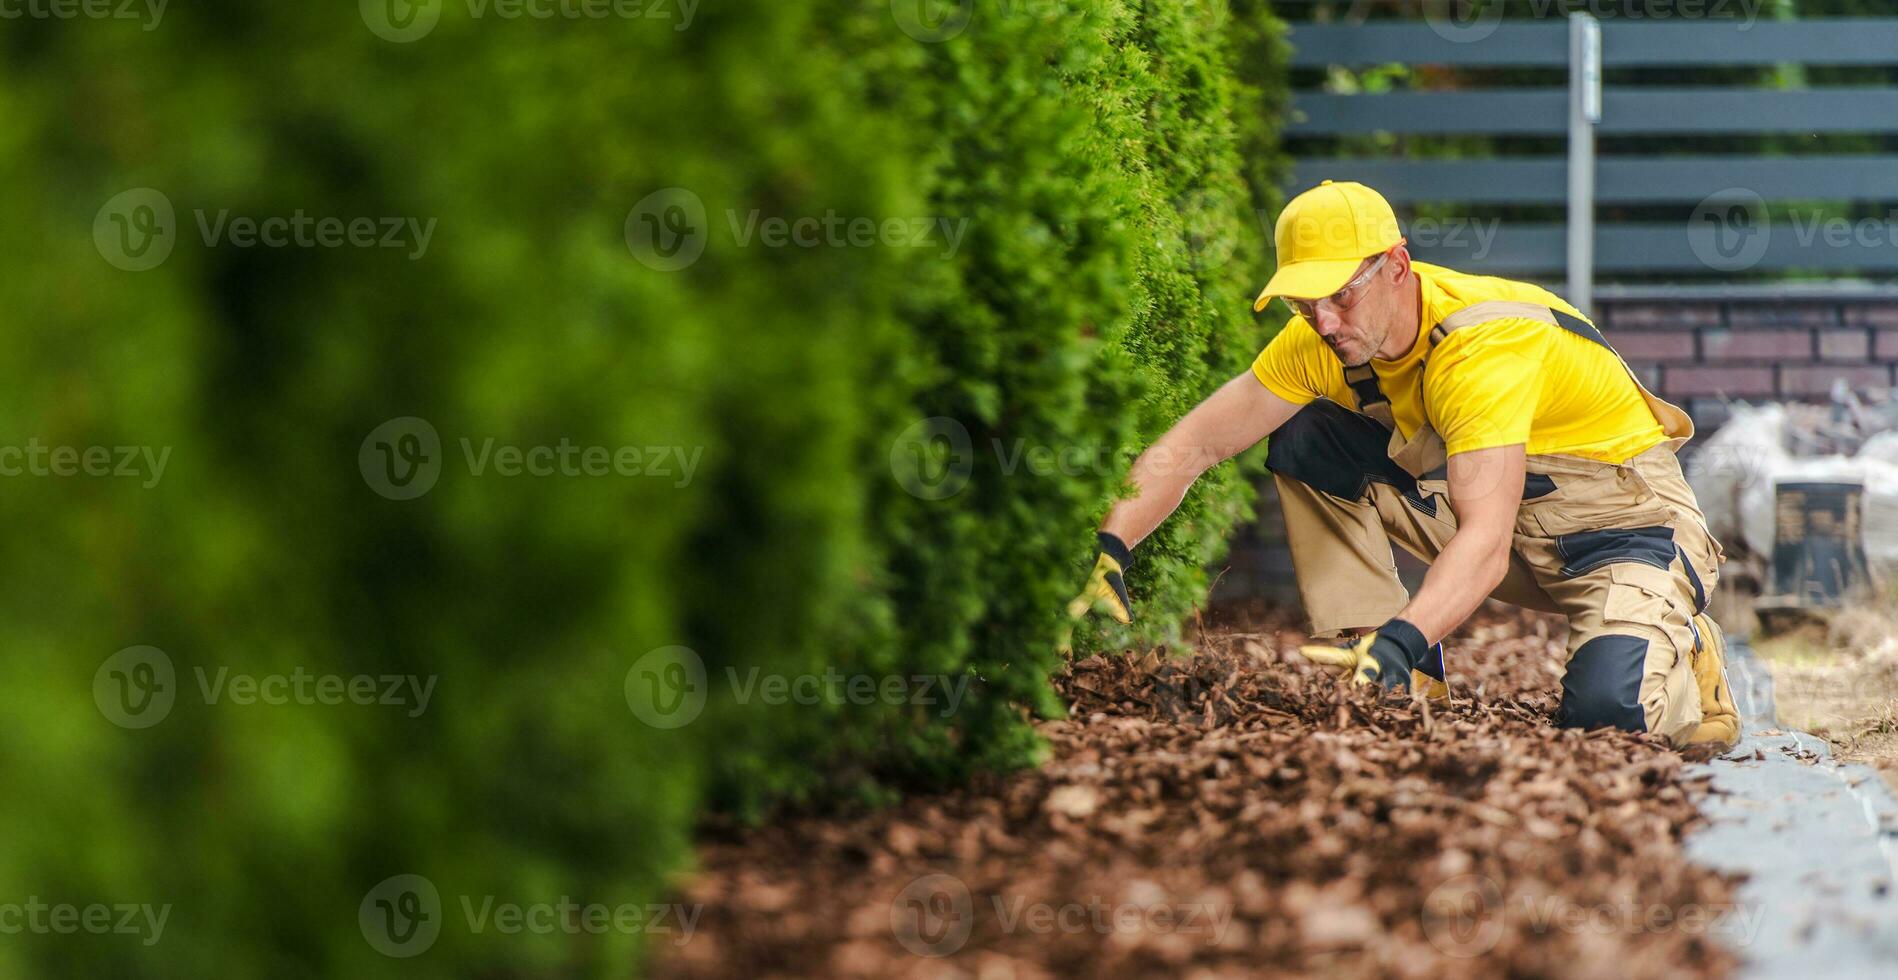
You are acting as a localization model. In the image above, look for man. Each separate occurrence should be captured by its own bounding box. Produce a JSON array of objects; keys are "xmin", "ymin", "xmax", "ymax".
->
[{"xmin": 1068, "ymin": 180, "xmax": 1738, "ymax": 752}]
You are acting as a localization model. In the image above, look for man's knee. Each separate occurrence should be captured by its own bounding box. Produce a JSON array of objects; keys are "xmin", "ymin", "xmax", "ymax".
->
[
  {"xmin": 1264, "ymin": 400, "xmax": 1411, "ymax": 501},
  {"xmin": 1556, "ymin": 633, "xmax": 1649, "ymax": 732}
]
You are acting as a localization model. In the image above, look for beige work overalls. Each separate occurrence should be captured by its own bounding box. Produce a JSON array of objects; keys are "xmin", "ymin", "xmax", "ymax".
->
[{"xmin": 1270, "ymin": 301, "xmax": 1724, "ymax": 744}]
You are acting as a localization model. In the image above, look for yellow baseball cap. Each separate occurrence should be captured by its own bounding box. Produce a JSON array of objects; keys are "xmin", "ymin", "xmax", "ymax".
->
[{"xmin": 1252, "ymin": 180, "xmax": 1404, "ymax": 312}]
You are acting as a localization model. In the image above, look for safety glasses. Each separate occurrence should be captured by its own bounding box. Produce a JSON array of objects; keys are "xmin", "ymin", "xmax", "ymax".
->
[{"xmin": 1287, "ymin": 252, "xmax": 1389, "ymax": 323}]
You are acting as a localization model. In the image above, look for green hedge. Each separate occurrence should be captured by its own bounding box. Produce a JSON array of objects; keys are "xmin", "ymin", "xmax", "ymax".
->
[{"xmin": 0, "ymin": 2, "xmax": 1286, "ymax": 977}]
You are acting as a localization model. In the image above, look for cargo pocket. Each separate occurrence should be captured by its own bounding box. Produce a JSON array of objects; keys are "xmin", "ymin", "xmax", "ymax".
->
[
  {"xmin": 1595, "ymin": 563, "xmax": 1700, "ymax": 742},
  {"xmin": 1599, "ymin": 563, "xmax": 1694, "ymax": 669},
  {"xmin": 1673, "ymin": 512, "xmax": 1723, "ymax": 611},
  {"xmin": 1601, "ymin": 562, "xmax": 1685, "ymax": 623},
  {"xmin": 1522, "ymin": 481, "xmax": 1675, "ymax": 538},
  {"xmin": 1554, "ymin": 525, "xmax": 1676, "ymax": 578}
]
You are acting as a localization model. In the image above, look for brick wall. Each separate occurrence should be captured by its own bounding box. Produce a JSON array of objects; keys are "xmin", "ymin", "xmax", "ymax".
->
[
  {"xmin": 1599, "ymin": 297, "xmax": 1898, "ymax": 433},
  {"xmin": 1209, "ymin": 294, "xmax": 1898, "ymax": 608}
]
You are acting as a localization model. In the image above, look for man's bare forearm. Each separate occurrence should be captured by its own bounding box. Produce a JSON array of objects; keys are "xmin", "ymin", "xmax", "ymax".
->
[
  {"xmin": 1396, "ymin": 527, "xmax": 1510, "ymax": 644},
  {"xmin": 1095, "ymin": 373, "xmax": 1299, "ymax": 550},
  {"xmin": 1395, "ymin": 444, "xmax": 1526, "ymax": 644},
  {"xmin": 1099, "ymin": 445, "xmax": 1203, "ymax": 548}
]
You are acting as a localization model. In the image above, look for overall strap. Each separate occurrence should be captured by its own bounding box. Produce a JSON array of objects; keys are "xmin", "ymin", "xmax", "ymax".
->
[
  {"xmin": 1428, "ymin": 300, "xmax": 1610, "ymax": 353},
  {"xmin": 1426, "ymin": 298, "xmax": 1695, "ymax": 441},
  {"xmin": 1341, "ymin": 362, "xmax": 1396, "ymax": 429},
  {"xmin": 1340, "ymin": 300, "xmax": 1626, "ymax": 434}
]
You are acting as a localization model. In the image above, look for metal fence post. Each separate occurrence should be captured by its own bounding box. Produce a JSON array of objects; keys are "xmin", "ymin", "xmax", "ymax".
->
[{"xmin": 1567, "ymin": 13, "xmax": 1601, "ymax": 314}]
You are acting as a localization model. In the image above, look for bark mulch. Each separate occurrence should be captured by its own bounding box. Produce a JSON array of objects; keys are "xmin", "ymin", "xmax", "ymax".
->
[{"xmin": 655, "ymin": 605, "xmax": 1740, "ymax": 979}]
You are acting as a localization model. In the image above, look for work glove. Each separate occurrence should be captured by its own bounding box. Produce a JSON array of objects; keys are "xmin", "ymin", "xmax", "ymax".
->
[
  {"xmin": 1066, "ymin": 532, "xmax": 1133, "ymax": 625},
  {"xmin": 1412, "ymin": 640, "xmax": 1450, "ymax": 701},
  {"xmin": 1297, "ymin": 618, "xmax": 1431, "ymax": 691}
]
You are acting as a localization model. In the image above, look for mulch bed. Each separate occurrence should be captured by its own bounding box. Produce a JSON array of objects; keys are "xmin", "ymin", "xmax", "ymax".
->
[{"xmin": 654, "ymin": 605, "xmax": 1740, "ymax": 979}]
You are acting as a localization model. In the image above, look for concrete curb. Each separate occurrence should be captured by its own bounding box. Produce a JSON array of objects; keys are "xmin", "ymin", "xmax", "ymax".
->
[{"xmin": 1687, "ymin": 639, "xmax": 1898, "ymax": 977}]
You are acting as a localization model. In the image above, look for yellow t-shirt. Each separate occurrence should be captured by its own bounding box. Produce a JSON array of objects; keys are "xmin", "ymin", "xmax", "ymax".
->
[{"xmin": 1250, "ymin": 262, "xmax": 1668, "ymax": 463}]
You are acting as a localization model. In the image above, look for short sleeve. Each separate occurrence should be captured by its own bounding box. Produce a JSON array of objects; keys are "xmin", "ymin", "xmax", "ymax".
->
[
  {"xmin": 1250, "ymin": 318, "xmax": 1329, "ymax": 406},
  {"xmin": 1424, "ymin": 320, "xmax": 1547, "ymax": 456}
]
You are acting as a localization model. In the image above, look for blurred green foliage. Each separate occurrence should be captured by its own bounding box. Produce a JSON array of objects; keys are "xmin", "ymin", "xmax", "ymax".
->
[{"xmin": 0, "ymin": 1, "xmax": 1287, "ymax": 976}]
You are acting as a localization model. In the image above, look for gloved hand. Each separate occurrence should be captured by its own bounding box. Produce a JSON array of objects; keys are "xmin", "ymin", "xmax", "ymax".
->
[
  {"xmin": 1297, "ymin": 618, "xmax": 1430, "ymax": 691},
  {"xmin": 1411, "ymin": 640, "xmax": 1450, "ymax": 701},
  {"xmin": 1065, "ymin": 532, "xmax": 1133, "ymax": 625}
]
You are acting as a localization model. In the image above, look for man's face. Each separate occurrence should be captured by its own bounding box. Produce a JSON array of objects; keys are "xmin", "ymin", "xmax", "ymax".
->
[{"xmin": 1302, "ymin": 250, "xmax": 1401, "ymax": 366}]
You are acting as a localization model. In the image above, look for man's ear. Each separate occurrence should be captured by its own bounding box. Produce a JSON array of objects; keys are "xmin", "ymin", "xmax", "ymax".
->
[{"xmin": 1388, "ymin": 241, "xmax": 1412, "ymax": 281}]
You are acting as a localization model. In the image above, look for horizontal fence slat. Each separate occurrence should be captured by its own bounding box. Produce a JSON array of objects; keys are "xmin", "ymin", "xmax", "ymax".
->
[
  {"xmin": 1290, "ymin": 90, "xmax": 1898, "ymax": 135},
  {"xmin": 1600, "ymin": 19, "xmax": 1898, "ymax": 66},
  {"xmin": 1599, "ymin": 157, "xmax": 1898, "ymax": 202},
  {"xmin": 1288, "ymin": 20, "xmax": 1898, "ymax": 68},
  {"xmin": 1289, "ymin": 157, "xmax": 1898, "ymax": 204},
  {"xmin": 1602, "ymin": 89, "xmax": 1898, "ymax": 133},
  {"xmin": 1287, "ymin": 160, "xmax": 1564, "ymax": 202},
  {"xmin": 1405, "ymin": 225, "xmax": 1564, "ymax": 272},
  {"xmin": 1286, "ymin": 23, "xmax": 1568, "ymax": 67},
  {"xmin": 1406, "ymin": 222, "xmax": 1898, "ymax": 274},
  {"xmin": 1288, "ymin": 92, "xmax": 1567, "ymax": 134}
]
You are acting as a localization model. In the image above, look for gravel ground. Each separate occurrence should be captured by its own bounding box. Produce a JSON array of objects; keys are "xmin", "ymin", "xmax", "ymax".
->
[{"xmin": 655, "ymin": 605, "xmax": 1740, "ymax": 979}]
